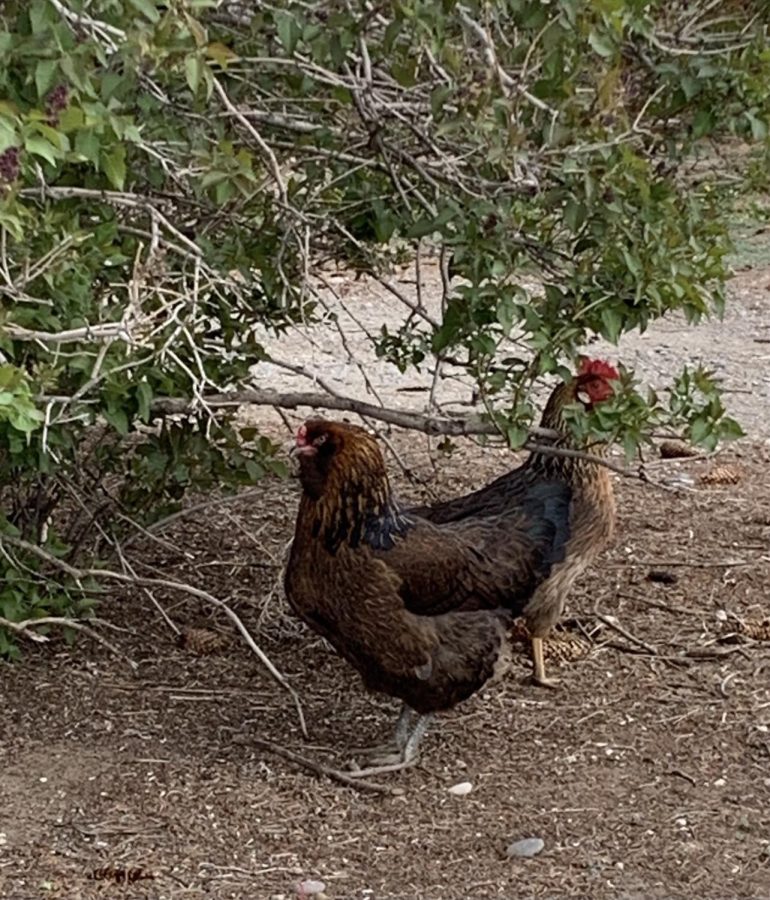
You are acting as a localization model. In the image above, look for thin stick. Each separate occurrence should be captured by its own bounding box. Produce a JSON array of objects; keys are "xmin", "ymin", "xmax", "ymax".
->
[
  {"xmin": 0, "ymin": 615, "xmax": 138, "ymax": 670},
  {"xmin": 230, "ymin": 734, "xmax": 397, "ymax": 795},
  {"xmin": 619, "ymin": 592, "xmax": 704, "ymax": 618},
  {"xmin": 593, "ymin": 609, "xmax": 658, "ymax": 655},
  {"xmin": 0, "ymin": 535, "xmax": 308, "ymax": 739},
  {"xmin": 617, "ymin": 558, "xmax": 756, "ymax": 569}
]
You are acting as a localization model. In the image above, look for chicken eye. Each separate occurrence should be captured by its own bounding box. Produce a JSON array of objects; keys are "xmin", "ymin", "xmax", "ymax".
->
[{"xmin": 313, "ymin": 434, "xmax": 327, "ymax": 447}]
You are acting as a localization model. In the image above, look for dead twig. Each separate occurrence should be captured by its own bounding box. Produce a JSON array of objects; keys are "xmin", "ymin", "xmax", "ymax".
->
[
  {"xmin": 229, "ymin": 733, "xmax": 398, "ymax": 796},
  {"xmin": 617, "ymin": 558, "xmax": 758, "ymax": 569},
  {"xmin": 618, "ymin": 591, "xmax": 704, "ymax": 617},
  {"xmin": 0, "ymin": 614, "xmax": 138, "ymax": 670},
  {"xmin": 667, "ymin": 768, "xmax": 697, "ymax": 787},
  {"xmin": 0, "ymin": 534, "xmax": 308, "ymax": 739},
  {"xmin": 594, "ymin": 608, "xmax": 658, "ymax": 655}
]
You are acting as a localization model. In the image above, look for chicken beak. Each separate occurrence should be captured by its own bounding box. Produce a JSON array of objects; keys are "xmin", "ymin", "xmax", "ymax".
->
[{"xmin": 289, "ymin": 443, "xmax": 316, "ymax": 459}]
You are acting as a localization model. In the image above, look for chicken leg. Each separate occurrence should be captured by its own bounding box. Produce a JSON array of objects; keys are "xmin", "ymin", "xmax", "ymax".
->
[
  {"xmin": 531, "ymin": 636, "xmax": 560, "ymax": 689},
  {"xmin": 348, "ymin": 706, "xmax": 433, "ymax": 777}
]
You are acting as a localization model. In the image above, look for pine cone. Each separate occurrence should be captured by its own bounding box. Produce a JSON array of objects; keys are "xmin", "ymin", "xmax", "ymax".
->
[
  {"xmin": 178, "ymin": 627, "xmax": 230, "ymax": 655},
  {"xmin": 659, "ymin": 440, "xmax": 699, "ymax": 459},
  {"xmin": 699, "ymin": 465, "xmax": 742, "ymax": 486},
  {"xmin": 736, "ymin": 618, "xmax": 770, "ymax": 641}
]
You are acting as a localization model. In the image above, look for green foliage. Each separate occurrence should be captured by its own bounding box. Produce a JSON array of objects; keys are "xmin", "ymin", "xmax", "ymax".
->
[
  {"xmin": 562, "ymin": 364, "xmax": 745, "ymax": 460},
  {"xmin": 0, "ymin": 0, "xmax": 767, "ymax": 653}
]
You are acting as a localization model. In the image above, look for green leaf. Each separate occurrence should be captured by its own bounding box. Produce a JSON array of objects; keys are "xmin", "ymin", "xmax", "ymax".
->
[
  {"xmin": 101, "ymin": 145, "xmax": 126, "ymax": 189},
  {"xmin": 135, "ymin": 382, "xmax": 152, "ymax": 423},
  {"xmin": 719, "ymin": 417, "xmax": 745, "ymax": 440},
  {"xmin": 127, "ymin": 0, "xmax": 160, "ymax": 23},
  {"xmin": 104, "ymin": 407, "xmax": 129, "ymax": 436},
  {"xmin": 275, "ymin": 12, "xmax": 301, "ymax": 54},
  {"xmin": 692, "ymin": 108, "xmax": 714, "ymax": 138},
  {"xmin": 75, "ymin": 129, "xmax": 100, "ymax": 163},
  {"xmin": 185, "ymin": 55, "xmax": 203, "ymax": 95},
  {"xmin": 35, "ymin": 60, "xmax": 58, "ymax": 99},
  {"xmin": 564, "ymin": 199, "xmax": 585, "ymax": 233},
  {"xmin": 505, "ymin": 424, "xmax": 529, "ymax": 450},
  {"xmin": 0, "ymin": 118, "xmax": 16, "ymax": 153},
  {"xmin": 600, "ymin": 307, "xmax": 622, "ymax": 344},
  {"xmin": 588, "ymin": 31, "xmax": 615, "ymax": 58},
  {"xmin": 406, "ymin": 207, "xmax": 454, "ymax": 239},
  {"xmin": 746, "ymin": 111, "xmax": 767, "ymax": 141},
  {"xmin": 688, "ymin": 417, "xmax": 710, "ymax": 445},
  {"xmin": 24, "ymin": 134, "xmax": 60, "ymax": 166}
]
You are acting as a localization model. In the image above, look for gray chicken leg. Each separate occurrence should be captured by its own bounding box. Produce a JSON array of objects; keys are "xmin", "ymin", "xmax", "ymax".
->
[{"xmin": 349, "ymin": 706, "xmax": 433, "ymax": 776}]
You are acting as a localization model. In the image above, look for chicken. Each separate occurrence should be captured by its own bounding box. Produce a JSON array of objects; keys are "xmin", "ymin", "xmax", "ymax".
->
[
  {"xmin": 409, "ymin": 356, "xmax": 618, "ymax": 688},
  {"xmin": 284, "ymin": 419, "xmax": 571, "ymax": 773}
]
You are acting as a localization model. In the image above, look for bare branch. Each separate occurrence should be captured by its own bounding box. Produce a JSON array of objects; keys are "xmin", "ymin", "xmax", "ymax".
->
[
  {"xmin": 0, "ymin": 534, "xmax": 308, "ymax": 739},
  {"xmin": 0, "ymin": 614, "xmax": 138, "ymax": 670}
]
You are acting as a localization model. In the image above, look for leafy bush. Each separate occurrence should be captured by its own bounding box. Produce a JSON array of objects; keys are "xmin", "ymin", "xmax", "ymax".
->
[{"xmin": 0, "ymin": 0, "xmax": 767, "ymax": 652}]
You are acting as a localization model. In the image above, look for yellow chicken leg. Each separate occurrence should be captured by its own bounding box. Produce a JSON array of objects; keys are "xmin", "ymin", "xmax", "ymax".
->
[{"xmin": 531, "ymin": 636, "xmax": 560, "ymax": 689}]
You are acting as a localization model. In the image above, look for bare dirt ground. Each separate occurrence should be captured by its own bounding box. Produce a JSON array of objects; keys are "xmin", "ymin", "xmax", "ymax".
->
[{"xmin": 1, "ymin": 259, "xmax": 770, "ymax": 900}]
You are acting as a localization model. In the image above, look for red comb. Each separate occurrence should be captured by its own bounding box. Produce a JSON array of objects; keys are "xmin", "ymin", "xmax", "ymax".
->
[{"xmin": 578, "ymin": 357, "xmax": 619, "ymax": 381}]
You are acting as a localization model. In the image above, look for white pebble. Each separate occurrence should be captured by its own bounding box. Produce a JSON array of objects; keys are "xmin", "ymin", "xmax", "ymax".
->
[
  {"xmin": 507, "ymin": 837, "xmax": 545, "ymax": 858},
  {"xmin": 297, "ymin": 880, "xmax": 325, "ymax": 896},
  {"xmin": 448, "ymin": 781, "xmax": 473, "ymax": 796}
]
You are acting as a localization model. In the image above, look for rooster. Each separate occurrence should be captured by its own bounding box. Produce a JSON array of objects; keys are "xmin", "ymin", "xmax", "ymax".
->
[
  {"xmin": 284, "ymin": 419, "xmax": 571, "ymax": 773},
  {"xmin": 409, "ymin": 356, "xmax": 619, "ymax": 687}
]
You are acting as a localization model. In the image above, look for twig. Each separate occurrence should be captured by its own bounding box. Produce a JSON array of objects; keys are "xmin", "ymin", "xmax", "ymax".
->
[
  {"xmin": 0, "ymin": 534, "xmax": 308, "ymax": 739},
  {"xmin": 230, "ymin": 733, "xmax": 397, "ymax": 795},
  {"xmin": 593, "ymin": 609, "xmax": 658, "ymax": 655},
  {"xmin": 618, "ymin": 558, "xmax": 756, "ymax": 569},
  {"xmin": 667, "ymin": 768, "xmax": 697, "ymax": 787},
  {"xmin": 0, "ymin": 615, "xmax": 138, "ymax": 670},
  {"xmin": 212, "ymin": 77, "xmax": 288, "ymax": 205},
  {"xmin": 619, "ymin": 591, "xmax": 703, "ymax": 618}
]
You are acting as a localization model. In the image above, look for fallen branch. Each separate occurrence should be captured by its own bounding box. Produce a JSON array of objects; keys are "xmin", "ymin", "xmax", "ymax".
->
[
  {"xmin": 229, "ymin": 733, "xmax": 397, "ymax": 796},
  {"xmin": 0, "ymin": 614, "xmax": 138, "ymax": 670},
  {"xmin": 0, "ymin": 534, "xmax": 308, "ymax": 739}
]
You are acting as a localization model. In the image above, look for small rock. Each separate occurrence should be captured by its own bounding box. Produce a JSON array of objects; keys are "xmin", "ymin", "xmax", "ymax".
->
[
  {"xmin": 507, "ymin": 837, "xmax": 545, "ymax": 859},
  {"xmin": 297, "ymin": 880, "xmax": 325, "ymax": 896},
  {"xmin": 448, "ymin": 781, "xmax": 473, "ymax": 796}
]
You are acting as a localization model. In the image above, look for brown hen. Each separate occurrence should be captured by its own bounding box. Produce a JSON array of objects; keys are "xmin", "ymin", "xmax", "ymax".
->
[
  {"xmin": 284, "ymin": 419, "xmax": 571, "ymax": 772},
  {"xmin": 409, "ymin": 356, "xmax": 618, "ymax": 687}
]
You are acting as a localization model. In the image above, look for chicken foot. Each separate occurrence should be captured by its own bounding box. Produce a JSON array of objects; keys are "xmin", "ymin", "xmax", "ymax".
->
[
  {"xmin": 352, "ymin": 703, "xmax": 414, "ymax": 762},
  {"xmin": 348, "ymin": 707, "xmax": 433, "ymax": 777},
  {"xmin": 531, "ymin": 636, "xmax": 560, "ymax": 689}
]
